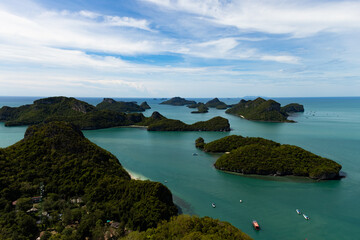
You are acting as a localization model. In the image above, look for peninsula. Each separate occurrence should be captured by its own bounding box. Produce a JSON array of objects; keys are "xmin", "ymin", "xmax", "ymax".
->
[
  {"xmin": 0, "ymin": 122, "xmax": 251, "ymax": 239},
  {"xmin": 225, "ymin": 97, "xmax": 304, "ymax": 122},
  {"xmin": 0, "ymin": 96, "xmax": 230, "ymax": 131},
  {"xmin": 196, "ymin": 135, "xmax": 342, "ymax": 180}
]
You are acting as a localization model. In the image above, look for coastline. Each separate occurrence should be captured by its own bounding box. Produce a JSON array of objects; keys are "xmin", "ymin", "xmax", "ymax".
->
[{"xmin": 125, "ymin": 168, "xmax": 148, "ymax": 180}]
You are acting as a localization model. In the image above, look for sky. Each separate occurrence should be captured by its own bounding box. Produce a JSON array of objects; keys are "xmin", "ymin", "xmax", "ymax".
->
[{"xmin": 0, "ymin": 0, "xmax": 359, "ymax": 98}]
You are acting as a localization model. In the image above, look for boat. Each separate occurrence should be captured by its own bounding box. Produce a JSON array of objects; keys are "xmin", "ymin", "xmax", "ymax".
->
[
  {"xmin": 211, "ymin": 203, "xmax": 216, "ymax": 208},
  {"xmin": 252, "ymin": 220, "xmax": 260, "ymax": 230},
  {"xmin": 240, "ymin": 200, "xmax": 243, "ymax": 203},
  {"xmin": 192, "ymin": 153, "xmax": 198, "ymax": 156},
  {"xmin": 164, "ymin": 180, "xmax": 168, "ymax": 183},
  {"xmin": 303, "ymin": 214, "xmax": 310, "ymax": 220},
  {"xmin": 296, "ymin": 209, "xmax": 301, "ymax": 214}
]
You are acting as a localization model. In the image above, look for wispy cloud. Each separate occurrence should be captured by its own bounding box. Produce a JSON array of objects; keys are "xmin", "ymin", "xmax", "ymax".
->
[{"xmin": 143, "ymin": 0, "xmax": 360, "ymax": 37}]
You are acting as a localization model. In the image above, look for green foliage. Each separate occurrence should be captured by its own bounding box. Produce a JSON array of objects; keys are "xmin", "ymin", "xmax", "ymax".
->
[
  {"xmin": 191, "ymin": 104, "xmax": 209, "ymax": 114},
  {"xmin": 195, "ymin": 137, "xmax": 205, "ymax": 149},
  {"xmin": 201, "ymin": 135, "xmax": 279, "ymax": 152},
  {"xmin": 281, "ymin": 103, "xmax": 304, "ymax": 113},
  {"xmin": 200, "ymin": 135, "xmax": 342, "ymax": 180},
  {"xmin": 226, "ymin": 97, "xmax": 299, "ymax": 122},
  {"xmin": 147, "ymin": 117, "xmax": 230, "ymax": 132},
  {"xmin": 160, "ymin": 97, "xmax": 196, "ymax": 106},
  {"xmin": 96, "ymin": 98, "xmax": 146, "ymax": 112},
  {"xmin": 121, "ymin": 215, "xmax": 253, "ymax": 240},
  {"xmin": 0, "ymin": 97, "xmax": 229, "ymax": 132},
  {"xmin": 205, "ymin": 98, "xmax": 228, "ymax": 109},
  {"xmin": 139, "ymin": 101, "xmax": 151, "ymax": 110},
  {"xmin": 0, "ymin": 122, "xmax": 177, "ymax": 239}
]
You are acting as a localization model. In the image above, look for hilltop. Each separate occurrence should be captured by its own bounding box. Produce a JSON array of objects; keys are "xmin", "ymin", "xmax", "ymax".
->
[
  {"xmin": 225, "ymin": 97, "xmax": 304, "ymax": 122},
  {"xmin": 196, "ymin": 135, "xmax": 342, "ymax": 180},
  {"xmin": 205, "ymin": 98, "xmax": 228, "ymax": 109}
]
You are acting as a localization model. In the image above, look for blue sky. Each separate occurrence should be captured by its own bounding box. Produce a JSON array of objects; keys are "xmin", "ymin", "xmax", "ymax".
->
[{"xmin": 0, "ymin": 0, "xmax": 359, "ymax": 97}]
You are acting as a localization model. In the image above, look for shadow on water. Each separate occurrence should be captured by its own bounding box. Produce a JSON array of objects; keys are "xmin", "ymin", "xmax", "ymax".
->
[{"xmin": 173, "ymin": 194, "xmax": 194, "ymax": 215}]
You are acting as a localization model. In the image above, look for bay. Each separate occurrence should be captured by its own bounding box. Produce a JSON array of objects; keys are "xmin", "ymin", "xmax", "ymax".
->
[{"xmin": 1, "ymin": 96, "xmax": 359, "ymax": 239}]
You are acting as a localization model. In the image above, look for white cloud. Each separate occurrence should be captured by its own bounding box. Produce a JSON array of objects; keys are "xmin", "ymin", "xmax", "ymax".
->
[
  {"xmin": 104, "ymin": 16, "xmax": 152, "ymax": 31},
  {"xmin": 143, "ymin": 0, "xmax": 360, "ymax": 37}
]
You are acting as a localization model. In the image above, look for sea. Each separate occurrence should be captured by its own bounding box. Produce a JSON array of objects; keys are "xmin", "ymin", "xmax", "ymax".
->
[{"xmin": 0, "ymin": 96, "xmax": 359, "ymax": 240}]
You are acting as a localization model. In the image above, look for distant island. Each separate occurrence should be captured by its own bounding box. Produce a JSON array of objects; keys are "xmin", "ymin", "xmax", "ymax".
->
[
  {"xmin": 225, "ymin": 97, "xmax": 304, "ymax": 122},
  {"xmin": 205, "ymin": 98, "xmax": 228, "ymax": 109},
  {"xmin": 196, "ymin": 135, "xmax": 342, "ymax": 180},
  {"xmin": 0, "ymin": 122, "xmax": 251, "ymax": 239},
  {"xmin": 96, "ymin": 98, "xmax": 149, "ymax": 112},
  {"xmin": 191, "ymin": 103, "xmax": 209, "ymax": 114},
  {"xmin": 160, "ymin": 97, "xmax": 196, "ymax": 106},
  {"xmin": 0, "ymin": 96, "xmax": 230, "ymax": 131},
  {"xmin": 140, "ymin": 101, "xmax": 151, "ymax": 110}
]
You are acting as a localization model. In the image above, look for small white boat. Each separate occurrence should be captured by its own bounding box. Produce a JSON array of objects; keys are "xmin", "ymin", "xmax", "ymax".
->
[
  {"xmin": 296, "ymin": 209, "xmax": 301, "ymax": 214},
  {"xmin": 303, "ymin": 214, "xmax": 310, "ymax": 220},
  {"xmin": 240, "ymin": 200, "xmax": 243, "ymax": 203},
  {"xmin": 164, "ymin": 180, "xmax": 168, "ymax": 183},
  {"xmin": 212, "ymin": 203, "xmax": 216, "ymax": 208}
]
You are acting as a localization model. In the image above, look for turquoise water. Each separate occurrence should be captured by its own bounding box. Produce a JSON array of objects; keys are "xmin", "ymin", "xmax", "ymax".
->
[{"xmin": 1, "ymin": 96, "xmax": 360, "ymax": 239}]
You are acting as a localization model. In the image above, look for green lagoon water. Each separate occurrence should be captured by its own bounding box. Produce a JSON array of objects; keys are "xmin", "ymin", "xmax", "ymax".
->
[{"xmin": 1, "ymin": 96, "xmax": 360, "ymax": 240}]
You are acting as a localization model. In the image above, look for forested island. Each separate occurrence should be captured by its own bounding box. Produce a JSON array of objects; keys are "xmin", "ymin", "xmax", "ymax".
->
[
  {"xmin": 226, "ymin": 97, "xmax": 304, "ymax": 122},
  {"xmin": 191, "ymin": 103, "xmax": 209, "ymax": 114},
  {"xmin": 205, "ymin": 98, "xmax": 228, "ymax": 109},
  {"xmin": 0, "ymin": 97, "xmax": 230, "ymax": 132},
  {"xmin": 96, "ymin": 98, "xmax": 148, "ymax": 112},
  {"xmin": 160, "ymin": 97, "xmax": 196, "ymax": 106},
  {"xmin": 0, "ymin": 122, "xmax": 251, "ymax": 240},
  {"xmin": 196, "ymin": 135, "xmax": 342, "ymax": 180}
]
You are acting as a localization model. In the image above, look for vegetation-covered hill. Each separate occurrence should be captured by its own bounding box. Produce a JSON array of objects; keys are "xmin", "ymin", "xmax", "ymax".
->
[
  {"xmin": 140, "ymin": 101, "xmax": 151, "ymax": 109},
  {"xmin": 147, "ymin": 116, "xmax": 230, "ymax": 131},
  {"xmin": 122, "ymin": 215, "xmax": 253, "ymax": 240},
  {"xmin": 0, "ymin": 122, "xmax": 178, "ymax": 240},
  {"xmin": 96, "ymin": 98, "xmax": 146, "ymax": 112},
  {"xmin": 160, "ymin": 97, "xmax": 196, "ymax": 106},
  {"xmin": 0, "ymin": 97, "xmax": 230, "ymax": 131},
  {"xmin": 225, "ymin": 97, "xmax": 303, "ymax": 122},
  {"xmin": 281, "ymin": 103, "xmax": 304, "ymax": 113},
  {"xmin": 205, "ymin": 98, "xmax": 228, "ymax": 109},
  {"xmin": 191, "ymin": 103, "xmax": 209, "ymax": 114},
  {"xmin": 196, "ymin": 135, "xmax": 342, "ymax": 180}
]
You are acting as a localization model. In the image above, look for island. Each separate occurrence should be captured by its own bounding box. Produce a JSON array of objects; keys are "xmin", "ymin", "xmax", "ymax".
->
[
  {"xmin": 160, "ymin": 97, "xmax": 196, "ymax": 106},
  {"xmin": 145, "ymin": 113, "xmax": 230, "ymax": 131},
  {"xmin": 191, "ymin": 103, "xmax": 209, "ymax": 114},
  {"xmin": 196, "ymin": 135, "xmax": 342, "ymax": 180},
  {"xmin": 187, "ymin": 102, "xmax": 202, "ymax": 108},
  {"xmin": 225, "ymin": 97, "xmax": 304, "ymax": 122},
  {"xmin": 0, "ymin": 96, "xmax": 230, "ymax": 131},
  {"xmin": 140, "ymin": 101, "xmax": 151, "ymax": 109},
  {"xmin": 205, "ymin": 98, "xmax": 228, "ymax": 109},
  {"xmin": 96, "ymin": 98, "xmax": 147, "ymax": 112},
  {"xmin": 0, "ymin": 122, "xmax": 252, "ymax": 239},
  {"xmin": 281, "ymin": 103, "xmax": 304, "ymax": 113}
]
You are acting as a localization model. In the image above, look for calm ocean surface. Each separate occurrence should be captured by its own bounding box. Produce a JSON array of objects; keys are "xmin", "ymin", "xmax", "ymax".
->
[{"xmin": 1, "ymin": 96, "xmax": 359, "ymax": 240}]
